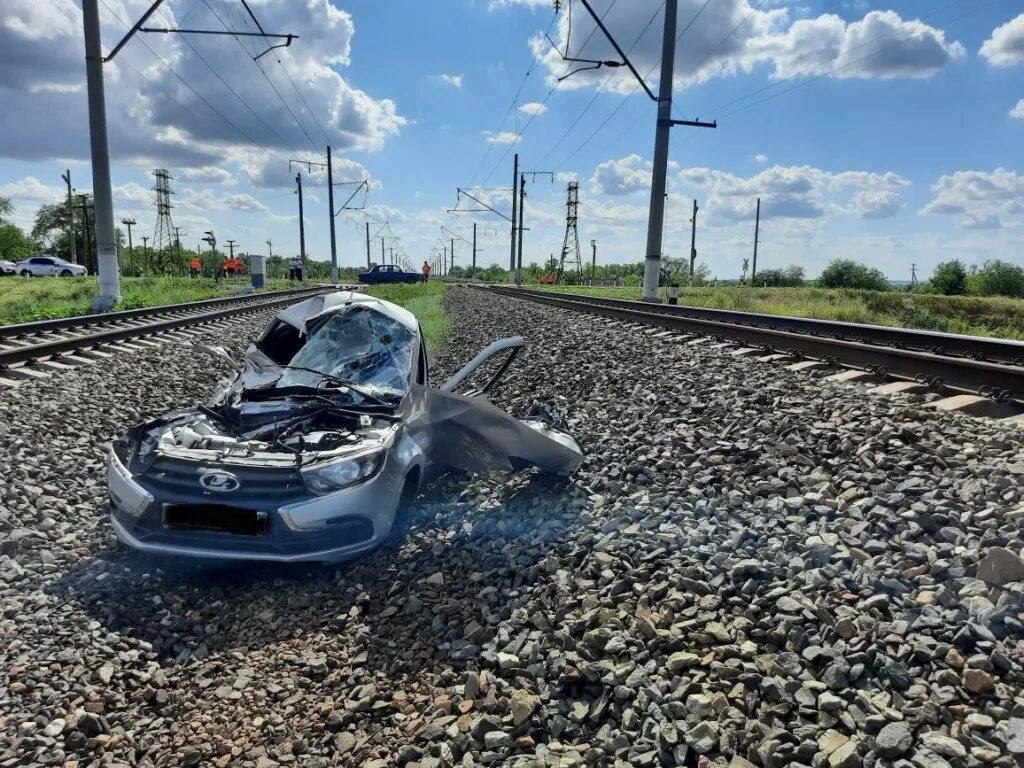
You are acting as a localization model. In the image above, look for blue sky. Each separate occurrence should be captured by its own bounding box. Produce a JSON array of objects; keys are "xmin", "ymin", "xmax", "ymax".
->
[{"xmin": 1, "ymin": 0, "xmax": 1022, "ymax": 280}]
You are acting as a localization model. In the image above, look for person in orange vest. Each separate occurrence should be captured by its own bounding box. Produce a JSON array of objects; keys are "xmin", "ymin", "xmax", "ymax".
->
[
  {"xmin": 190, "ymin": 255, "xmax": 201, "ymax": 278},
  {"xmin": 422, "ymin": 261, "xmax": 431, "ymax": 282}
]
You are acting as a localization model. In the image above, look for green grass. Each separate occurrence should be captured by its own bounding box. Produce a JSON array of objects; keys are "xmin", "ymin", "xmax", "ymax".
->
[
  {"xmin": 0, "ymin": 275, "xmax": 453, "ymax": 356},
  {"xmin": 538, "ymin": 284, "xmax": 1024, "ymax": 340},
  {"xmin": 0, "ymin": 276, "xmax": 294, "ymax": 325},
  {"xmin": 364, "ymin": 281, "xmax": 448, "ymax": 359}
]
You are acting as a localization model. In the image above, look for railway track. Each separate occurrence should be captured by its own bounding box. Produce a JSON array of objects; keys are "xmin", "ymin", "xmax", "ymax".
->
[
  {"xmin": 489, "ymin": 286, "xmax": 1024, "ymax": 421},
  {"xmin": 0, "ymin": 284, "xmax": 349, "ymax": 382}
]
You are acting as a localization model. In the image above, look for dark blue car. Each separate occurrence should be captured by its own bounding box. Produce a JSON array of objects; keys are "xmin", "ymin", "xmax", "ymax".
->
[{"xmin": 357, "ymin": 264, "xmax": 424, "ymax": 284}]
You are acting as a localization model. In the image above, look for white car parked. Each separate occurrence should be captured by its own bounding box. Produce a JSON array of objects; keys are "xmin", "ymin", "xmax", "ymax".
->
[
  {"xmin": 0, "ymin": 260, "xmax": 16, "ymax": 276},
  {"xmin": 16, "ymin": 256, "xmax": 88, "ymax": 277}
]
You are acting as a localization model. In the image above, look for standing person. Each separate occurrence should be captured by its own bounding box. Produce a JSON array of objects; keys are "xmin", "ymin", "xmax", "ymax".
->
[
  {"xmin": 292, "ymin": 256, "xmax": 303, "ymax": 282},
  {"xmin": 190, "ymin": 255, "xmax": 201, "ymax": 279},
  {"xmin": 422, "ymin": 261, "xmax": 431, "ymax": 282}
]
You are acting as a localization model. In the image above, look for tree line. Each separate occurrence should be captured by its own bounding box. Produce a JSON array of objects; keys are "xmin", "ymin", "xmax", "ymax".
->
[{"xmin": 3, "ymin": 194, "xmax": 1023, "ymax": 298}]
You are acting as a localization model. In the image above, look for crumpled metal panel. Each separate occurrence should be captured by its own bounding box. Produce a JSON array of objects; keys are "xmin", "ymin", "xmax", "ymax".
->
[{"xmin": 400, "ymin": 384, "xmax": 583, "ymax": 476}]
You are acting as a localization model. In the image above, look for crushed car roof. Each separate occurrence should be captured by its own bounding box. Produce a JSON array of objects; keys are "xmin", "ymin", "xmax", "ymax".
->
[{"xmin": 275, "ymin": 290, "xmax": 420, "ymax": 334}]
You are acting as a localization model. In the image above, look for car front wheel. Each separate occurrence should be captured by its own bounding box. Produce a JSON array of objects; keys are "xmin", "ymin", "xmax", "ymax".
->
[{"xmin": 60, "ymin": 269, "xmax": 73, "ymax": 276}]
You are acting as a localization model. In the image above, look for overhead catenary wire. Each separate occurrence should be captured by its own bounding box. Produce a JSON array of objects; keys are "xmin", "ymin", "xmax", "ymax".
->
[
  {"xmin": 537, "ymin": 0, "xmax": 665, "ymax": 167},
  {"xmin": 203, "ymin": 0, "xmax": 322, "ymax": 154},
  {"xmin": 151, "ymin": 2, "xmax": 302, "ymax": 156},
  {"xmin": 479, "ymin": 0, "xmax": 620, "ymax": 186},
  {"xmin": 97, "ymin": 0, "xmax": 290, "ymax": 166},
  {"xmin": 468, "ymin": 13, "xmax": 559, "ymax": 186},
  {"xmin": 553, "ymin": 0, "xmax": 720, "ymax": 171},
  {"xmin": 704, "ymin": 0, "xmax": 975, "ymax": 119},
  {"xmin": 563, "ymin": 0, "xmax": 973, "ymax": 168},
  {"xmin": 222, "ymin": 0, "xmax": 331, "ymax": 146}
]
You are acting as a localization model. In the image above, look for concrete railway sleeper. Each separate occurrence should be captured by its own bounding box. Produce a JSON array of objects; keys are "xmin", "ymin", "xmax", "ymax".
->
[
  {"xmin": 488, "ymin": 286, "xmax": 1024, "ymax": 424},
  {"xmin": 0, "ymin": 286, "xmax": 350, "ymax": 384}
]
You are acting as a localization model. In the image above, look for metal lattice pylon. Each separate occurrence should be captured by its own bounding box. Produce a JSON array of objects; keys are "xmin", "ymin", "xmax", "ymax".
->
[
  {"xmin": 556, "ymin": 181, "xmax": 582, "ymax": 284},
  {"xmin": 152, "ymin": 169, "xmax": 176, "ymax": 257}
]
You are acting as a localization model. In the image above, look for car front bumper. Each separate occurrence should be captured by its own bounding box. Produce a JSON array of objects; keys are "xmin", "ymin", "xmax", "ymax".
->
[{"xmin": 107, "ymin": 450, "xmax": 403, "ymax": 564}]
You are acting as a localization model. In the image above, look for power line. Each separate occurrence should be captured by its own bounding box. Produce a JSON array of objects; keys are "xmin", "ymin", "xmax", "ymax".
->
[
  {"xmin": 227, "ymin": 0, "xmax": 331, "ymax": 146},
  {"xmin": 479, "ymin": 0, "xmax": 620, "ymax": 186},
  {"xmin": 97, "ymin": 0, "xmax": 289, "ymax": 165},
  {"xmin": 553, "ymin": 0, "xmax": 718, "ymax": 171},
  {"xmin": 468, "ymin": 13, "xmax": 558, "ymax": 186},
  {"xmin": 705, "ymin": 0, "xmax": 974, "ymax": 119},
  {"xmin": 152, "ymin": 2, "xmax": 302, "ymax": 156},
  {"xmin": 538, "ymin": 1, "xmax": 664, "ymax": 166},
  {"xmin": 203, "ymin": 0, "xmax": 321, "ymax": 154}
]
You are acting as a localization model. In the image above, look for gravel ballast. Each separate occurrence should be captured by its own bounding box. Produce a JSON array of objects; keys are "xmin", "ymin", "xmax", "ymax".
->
[{"xmin": 2, "ymin": 286, "xmax": 1024, "ymax": 768}]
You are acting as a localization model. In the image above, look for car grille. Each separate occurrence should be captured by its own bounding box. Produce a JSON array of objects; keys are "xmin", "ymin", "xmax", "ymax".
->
[
  {"xmin": 164, "ymin": 504, "xmax": 269, "ymax": 536},
  {"xmin": 140, "ymin": 455, "xmax": 308, "ymax": 505}
]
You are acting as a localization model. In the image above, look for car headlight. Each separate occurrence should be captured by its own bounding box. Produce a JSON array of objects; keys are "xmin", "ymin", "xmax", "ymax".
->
[
  {"xmin": 112, "ymin": 434, "xmax": 137, "ymax": 465},
  {"xmin": 301, "ymin": 450, "xmax": 385, "ymax": 495}
]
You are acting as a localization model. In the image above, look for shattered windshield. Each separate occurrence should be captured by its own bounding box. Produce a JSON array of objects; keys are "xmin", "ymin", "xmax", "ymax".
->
[{"xmin": 276, "ymin": 306, "xmax": 415, "ymax": 397}]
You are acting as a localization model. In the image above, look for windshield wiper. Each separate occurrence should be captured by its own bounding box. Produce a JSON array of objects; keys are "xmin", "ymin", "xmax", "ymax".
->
[{"xmin": 247, "ymin": 358, "xmax": 393, "ymax": 407}]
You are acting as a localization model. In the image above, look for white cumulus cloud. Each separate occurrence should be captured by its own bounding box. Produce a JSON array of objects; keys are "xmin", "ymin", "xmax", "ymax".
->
[
  {"xmin": 679, "ymin": 164, "xmax": 909, "ymax": 223},
  {"xmin": 921, "ymin": 168, "xmax": 1024, "ymax": 230},
  {"xmin": 434, "ymin": 73, "xmax": 464, "ymax": 88},
  {"xmin": 591, "ymin": 154, "xmax": 652, "ymax": 196},
  {"xmin": 483, "ymin": 131, "xmax": 520, "ymax": 144},
  {"xmin": 0, "ymin": 0, "xmax": 403, "ymax": 172},
  {"xmin": 980, "ymin": 13, "xmax": 1024, "ymax": 66},
  {"xmin": 1011, "ymin": 99, "xmax": 1024, "ymax": 119},
  {"xmin": 519, "ymin": 102, "xmax": 548, "ymax": 116},
  {"xmin": 523, "ymin": 1, "xmax": 964, "ymax": 95}
]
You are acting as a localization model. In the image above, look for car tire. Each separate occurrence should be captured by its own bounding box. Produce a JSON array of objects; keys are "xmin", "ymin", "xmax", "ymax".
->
[
  {"xmin": 60, "ymin": 269, "xmax": 73, "ymax": 276},
  {"xmin": 385, "ymin": 473, "xmax": 421, "ymax": 550},
  {"xmin": 20, "ymin": 270, "xmax": 32, "ymax": 277}
]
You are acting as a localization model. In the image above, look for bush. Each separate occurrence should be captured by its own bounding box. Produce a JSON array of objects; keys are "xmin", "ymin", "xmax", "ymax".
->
[
  {"xmin": 967, "ymin": 260, "xmax": 1024, "ymax": 298},
  {"xmin": 817, "ymin": 259, "xmax": 891, "ymax": 291},
  {"xmin": 929, "ymin": 259, "xmax": 968, "ymax": 295},
  {"xmin": 755, "ymin": 265, "xmax": 805, "ymax": 287}
]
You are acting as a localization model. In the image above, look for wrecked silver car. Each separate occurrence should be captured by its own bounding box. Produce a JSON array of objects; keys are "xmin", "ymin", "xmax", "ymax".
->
[{"xmin": 106, "ymin": 290, "xmax": 582, "ymax": 563}]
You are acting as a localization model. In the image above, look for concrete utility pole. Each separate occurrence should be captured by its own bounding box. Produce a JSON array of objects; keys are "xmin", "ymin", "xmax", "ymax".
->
[
  {"xmin": 62, "ymin": 171, "xmax": 77, "ymax": 264},
  {"xmin": 450, "ymin": 238, "xmax": 455, "ymax": 275},
  {"xmin": 365, "ymin": 222, "xmax": 371, "ymax": 269},
  {"xmin": 121, "ymin": 218, "xmax": 135, "ymax": 274},
  {"xmin": 78, "ymin": 196, "xmax": 92, "ymax": 272},
  {"xmin": 295, "ymin": 172, "xmax": 306, "ymax": 268},
  {"xmin": 326, "ymin": 145, "xmax": 338, "ymax": 285},
  {"xmin": 380, "ymin": 238, "xmax": 385, "ymax": 266},
  {"xmin": 642, "ymin": 0, "xmax": 678, "ymax": 302},
  {"xmin": 752, "ymin": 197, "xmax": 760, "ymax": 283},
  {"xmin": 472, "ymin": 222, "xmax": 477, "ymax": 276},
  {"xmin": 81, "ymin": 0, "xmax": 121, "ymax": 309},
  {"xmin": 515, "ymin": 173, "xmax": 526, "ymax": 286},
  {"xmin": 266, "ymin": 239, "xmax": 273, "ymax": 259},
  {"xmin": 591, "ymin": 239, "xmax": 597, "ymax": 284},
  {"xmin": 141, "ymin": 235, "xmax": 149, "ymax": 264},
  {"xmin": 688, "ymin": 199, "xmax": 699, "ymax": 282},
  {"xmin": 911, "ymin": 263, "xmax": 919, "ymax": 287},
  {"xmin": 508, "ymin": 152, "xmax": 519, "ymax": 284},
  {"xmin": 226, "ymin": 240, "xmax": 237, "ymax": 259},
  {"xmin": 174, "ymin": 226, "xmax": 184, "ymax": 264}
]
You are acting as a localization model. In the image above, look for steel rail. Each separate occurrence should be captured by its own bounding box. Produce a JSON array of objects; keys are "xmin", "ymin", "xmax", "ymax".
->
[
  {"xmin": 489, "ymin": 287, "xmax": 1024, "ymax": 403},
  {"xmin": 0, "ymin": 287, "xmax": 347, "ymax": 369},
  {"xmin": 0, "ymin": 284, "xmax": 333, "ymax": 340},
  {"xmin": 501, "ymin": 288, "xmax": 1024, "ymax": 365}
]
